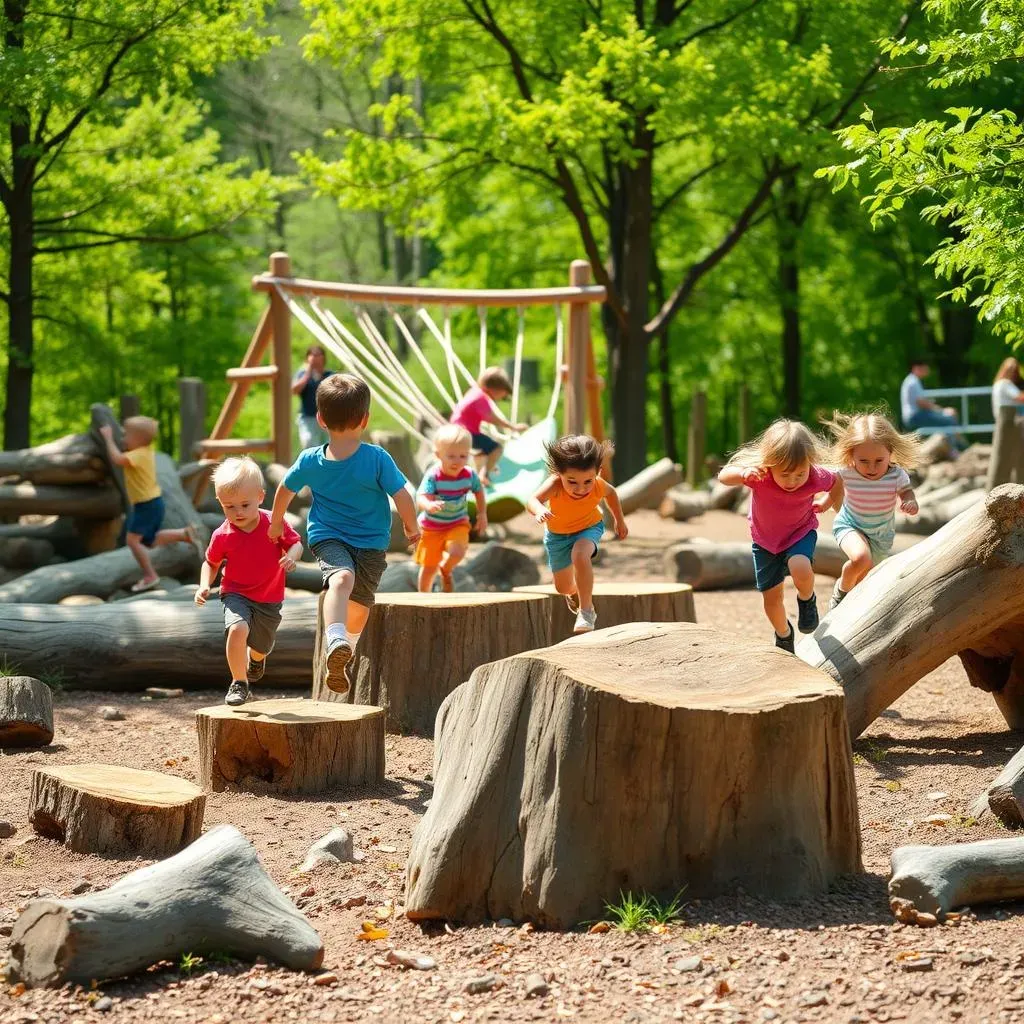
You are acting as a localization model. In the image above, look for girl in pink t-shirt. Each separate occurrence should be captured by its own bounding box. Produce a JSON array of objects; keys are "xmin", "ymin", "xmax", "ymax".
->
[
  {"xmin": 718, "ymin": 419, "xmax": 843, "ymax": 653},
  {"xmin": 449, "ymin": 366, "xmax": 528, "ymax": 487}
]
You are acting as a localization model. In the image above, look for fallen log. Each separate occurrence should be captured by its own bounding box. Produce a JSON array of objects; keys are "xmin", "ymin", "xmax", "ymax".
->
[
  {"xmin": 371, "ymin": 429, "xmax": 423, "ymax": 490},
  {"xmin": 0, "ymin": 481, "xmax": 121, "ymax": 519},
  {"xmin": 708, "ymin": 481, "xmax": 743, "ymax": 511},
  {"xmin": 658, "ymin": 486, "xmax": 711, "ymax": 521},
  {"xmin": 0, "ymin": 677, "xmax": 53, "ymax": 748},
  {"xmin": 178, "ymin": 459, "xmax": 218, "ymax": 507},
  {"xmin": 919, "ymin": 433, "xmax": 953, "ymax": 466},
  {"xmin": 896, "ymin": 488, "xmax": 985, "ymax": 534},
  {"xmin": 463, "ymin": 542, "xmax": 539, "ymax": 591},
  {"xmin": 970, "ymin": 746, "xmax": 1024, "ymax": 827},
  {"xmin": 264, "ymin": 462, "xmax": 311, "ymax": 509},
  {"xmin": 7, "ymin": 824, "xmax": 324, "ymax": 987},
  {"xmin": 0, "ymin": 433, "xmax": 106, "ymax": 485},
  {"xmin": 0, "ymin": 537, "xmax": 55, "ymax": 570},
  {"xmin": 616, "ymin": 458, "xmax": 683, "ymax": 515}
]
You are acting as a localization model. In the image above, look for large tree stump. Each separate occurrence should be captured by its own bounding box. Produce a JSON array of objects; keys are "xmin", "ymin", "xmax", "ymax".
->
[
  {"xmin": 7, "ymin": 824, "xmax": 323, "ymax": 987},
  {"xmin": 195, "ymin": 698, "xmax": 385, "ymax": 795},
  {"xmin": 28, "ymin": 764, "xmax": 205, "ymax": 857},
  {"xmin": 514, "ymin": 582, "xmax": 696, "ymax": 644},
  {"xmin": 313, "ymin": 592, "xmax": 550, "ymax": 734},
  {"xmin": 405, "ymin": 622, "xmax": 861, "ymax": 927},
  {"xmin": 0, "ymin": 676, "xmax": 54, "ymax": 748},
  {"xmin": 798, "ymin": 485, "xmax": 1024, "ymax": 737}
]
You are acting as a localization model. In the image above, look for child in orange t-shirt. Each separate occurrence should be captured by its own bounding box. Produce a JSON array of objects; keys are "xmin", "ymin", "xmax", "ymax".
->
[{"xmin": 526, "ymin": 434, "xmax": 627, "ymax": 634}]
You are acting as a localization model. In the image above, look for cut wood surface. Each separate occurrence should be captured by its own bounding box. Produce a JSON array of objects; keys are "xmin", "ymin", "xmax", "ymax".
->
[
  {"xmin": 513, "ymin": 582, "xmax": 696, "ymax": 644},
  {"xmin": 28, "ymin": 764, "xmax": 205, "ymax": 857},
  {"xmin": 405, "ymin": 622, "xmax": 860, "ymax": 927},
  {"xmin": 0, "ymin": 676, "xmax": 53, "ymax": 748},
  {"xmin": 798, "ymin": 485, "xmax": 1024, "ymax": 736},
  {"xmin": 196, "ymin": 698, "xmax": 385, "ymax": 794},
  {"xmin": 7, "ymin": 824, "xmax": 323, "ymax": 987},
  {"xmin": 970, "ymin": 746, "xmax": 1024, "ymax": 827},
  {"xmin": 0, "ymin": 598, "xmax": 315, "ymax": 690},
  {"xmin": 616, "ymin": 458, "xmax": 683, "ymax": 515},
  {"xmin": 313, "ymin": 591, "xmax": 550, "ymax": 734},
  {"xmin": 658, "ymin": 486, "xmax": 710, "ymax": 521},
  {"xmin": 0, "ymin": 433, "xmax": 106, "ymax": 485},
  {"xmin": 889, "ymin": 839, "xmax": 1024, "ymax": 920}
]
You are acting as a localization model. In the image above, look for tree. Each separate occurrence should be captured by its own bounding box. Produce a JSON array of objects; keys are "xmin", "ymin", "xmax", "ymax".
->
[{"xmin": 0, "ymin": 0, "xmax": 278, "ymax": 448}]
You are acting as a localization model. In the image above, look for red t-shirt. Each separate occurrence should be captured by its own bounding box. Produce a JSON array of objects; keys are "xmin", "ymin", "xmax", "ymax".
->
[
  {"xmin": 206, "ymin": 510, "xmax": 301, "ymax": 604},
  {"xmin": 747, "ymin": 465, "xmax": 836, "ymax": 554}
]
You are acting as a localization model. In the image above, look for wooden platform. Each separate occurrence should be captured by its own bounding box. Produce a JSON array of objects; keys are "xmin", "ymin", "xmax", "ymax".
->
[{"xmin": 195, "ymin": 698, "xmax": 385, "ymax": 795}]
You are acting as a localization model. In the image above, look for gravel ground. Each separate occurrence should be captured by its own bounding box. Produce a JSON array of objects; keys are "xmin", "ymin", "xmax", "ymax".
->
[{"xmin": 3, "ymin": 509, "xmax": 1024, "ymax": 1024}]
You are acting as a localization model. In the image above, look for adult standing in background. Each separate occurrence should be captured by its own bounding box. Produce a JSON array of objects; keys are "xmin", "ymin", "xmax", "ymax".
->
[
  {"xmin": 992, "ymin": 357, "xmax": 1024, "ymax": 419},
  {"xmin": 292, "ymin": 345, "xmax": 334, "ymax": 450}
]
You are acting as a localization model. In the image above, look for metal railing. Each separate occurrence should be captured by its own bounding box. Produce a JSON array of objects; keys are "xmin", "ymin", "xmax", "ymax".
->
[{"xmin": 915, "ymin": 386, "xmax": 995, "ymax": 435}]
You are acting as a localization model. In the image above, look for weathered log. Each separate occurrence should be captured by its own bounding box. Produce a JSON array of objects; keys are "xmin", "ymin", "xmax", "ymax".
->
[
  {"xmin": 970, "ymin": 746, "xmax": 1024, "ymax": 827},
  {"xmin": 798, "ymin": 485, "xmax": 1024, "ymax": 736},
  {"xmin": 919, "ymin": 432, "xmax": 953, "ymax": 466},
  {"xmin": 89, "ymin": 403, "xmax": 130, "ymax": 513},
  {"xmin": 0, "ymin": 598, "xmax": 315, "ymax": 690},
  {"xmin": 28, "ymin": 764, "xmax": 205, "ymax": 856},
  {"xmin": 889, "ymin": 839, "xmax": 1024, "ymax": 920},
  {"xmin": 895, "ymin": 488, "xmax": 984, "ymax": 534},
  {"xmin": 463, "ymin": 542, "xmax": 540, "ymax": 591},
  {"xmin": 988, "ymin": 406, "xmax": 1021, "ymax": 490},
  {"xmin": 0, "ymin": 433, "xmax": 106, "ymax": 485},
  {"xmin": 178, "ymin": 459, "xmax": 218, "ymax": 507},
  {"xmin": 195, "ymin": 698, "xmax": 385, "ymax": 795},
  {"xmin": 0, "ymin": 536, "xmax": 55, "ymax": 570},
  {"xmin": 915, "ymin": 476, "xmax": 976, "ymax": 508},
  {"xmin": 371, "ymin": 429, "xmax": 423, "ymax": 489},
  {"xmin": 313, "ymin": 592, "xmax": 550, "ymax": 734},
  {"xmin": 0, "ymin": 676, "xmax": 53, "ymax": 748},
  {"xmin": 658, "ymin": 486, "xmax": 711, "ymax": 521},
  {"xmin": 0, "ymin": 452, "xmax": 206, "ymax": 604},
  {"xmin": 7, "ymin": 824, "xmax": 323, "ymax": 987},
  {"xmin": 514, "ymin": 582, "xmax": 696, "ymax": 644},
  {"xmin": 708, "ymin": 481, "xmax": 743, "ymax": 511},
  {"xmin": 264, "ymin": 462, "xmax": 311, "ymax": 509},
  {"xmin": 0, "ymin": 481, "xmax": 121, "ymax": 519},
  {"xmin": 405, "ymin": 622, "xmax": 860, "ymax": 927},
  {"xmin": 616, "ymin": 457, "xmax": 683, "ymax": 515}
]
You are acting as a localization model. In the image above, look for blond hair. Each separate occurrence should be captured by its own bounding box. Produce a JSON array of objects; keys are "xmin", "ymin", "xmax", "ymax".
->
[
  {"xmin": 212, "ymin": 456, "xmax": 265, "ymax": 494},
  {"xmin": 123, "ymin": 415, "xmax": 158, "ymax": 444},
  {"xmin": 823, "ymin": 410, "xmax": 924, "ymax": 471},
  {"xmin": 994, "ymin": 357, "xmax": 1022, "ymax": 386},
  {"xmin": 433, "ymin": 423, "xmax": 472, "ymax": 451},
  {"xmin": 727, "ymin": 418, "xmax": 826, "ymax": 472}
]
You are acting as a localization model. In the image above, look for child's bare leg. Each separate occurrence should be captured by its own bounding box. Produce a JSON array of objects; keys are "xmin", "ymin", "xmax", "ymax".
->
[
  {"xmin": 839, "ymin": 533, "xmax": 873, "ymax": 591},
  {"xmin": 418, "ymin": 564, "xmax": 439, "ymax": 592},
  {"xmin": 346, "ymin": 601, "xmax": 370, "ymax": 636},
  {"xmin": 440, "ymin": 542, "xmax": 467, "ymax": 577},
  {"xmin": 481, "ymin": 444, "xmax": 503, "ymax": 484},
  {"xmin": 323, "ymin": 569, "xmax": 355, "ymax": 630},
  {"xmin": 126, "ymin": 533, "xmax": 158, "ymax": 584},
  {"xmin": 571, "ymin": 538, "xmax": 595, "ymax": 612},
  {"xmin": 551, "ymin": 565, "xmax": 576, "ymax": 597},
  {"xmin": 152, "ymin": 526, "xmax": 191, "ymax": 547},
  {"xmin": 788, "ymin": 554, "xmax": 814, "ymax": 600},
  {"xmin": 225, "ymin": 622, "xmax": 250, "ymax": 680},
  {"xmin": 761, "ymin": 583, "xmax": 789, "ymax": 636}
]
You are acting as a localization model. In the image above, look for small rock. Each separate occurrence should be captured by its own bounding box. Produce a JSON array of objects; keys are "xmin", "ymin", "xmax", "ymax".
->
[
  {"xmin": 673, "ymin": 956, "xmax": 702, "ymax": 973},
  {"xmin": 70, "ymin": 879, "xmax": 91, "ymax": 894},
  {"xmin": 94, "ymin": 996, "xmax": 113, "ymax": 1012},
  {"xmin": 496, "ymin": 918, "xmax": 515, "ymax": 928},
  {"xmin": 924, "ymin": 812, "xmax": 953, "ymax": 825},
  {"xmin": 145, "ymin": 687, "xmax": 184, "ymax": 699},
  {"xmin": 300, "ymin": 828, "xmax": 364, "ymax": 871},
  {"xmin": 387, "ymin": 949, "xmax": 437, "ymax": 971},
  {"xmin": 98, "ymin": 706, "xmax": 124, "ymax": 721},
  {"xmin": 465, "ymin": 974, "xmax": 500, "ymax": 995},
  {"xmin": 0, "ymin": 923, "xmax": 12, "ymax": 937},
  {"xmin": 900, "ymin": 955, "xmax": 933, "ymax": 972},
  {"xmin": 313, "ymin": 973, "xmax": 338, "ymax": 986},
  {"xmin": 524, "ymin": 973, "xmax": 549, "ymax": 998},
  {"xmin": 927, "ymin": 792, "xmax": 949, "ymax": 801},
  {"xmin": 0, "ymin": 821, "xmax": 15, "ymax": 839},
  {"xmin": 799, "ymin": 991, "xmax": 828, "ymax": 1007},
  {"xmin": 760, "ymin": 1011, "xmax": 779, "ymax": 1022},
  {"xmin": 958, "ymin": 951, "xmax": 988, "ymax": 966},
  {"xmin": 775, "ymin": 950, "xmax": 790, "ymax": 962}
]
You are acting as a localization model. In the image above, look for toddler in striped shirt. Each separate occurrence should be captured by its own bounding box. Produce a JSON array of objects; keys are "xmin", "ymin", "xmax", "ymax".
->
[
  {"xmin": 825, "ymin": 411, "xmax": 922, "ymax": 611},
  {"xmin": 415, "ymin": 424, "xmax": 487, "ymax": 592}
]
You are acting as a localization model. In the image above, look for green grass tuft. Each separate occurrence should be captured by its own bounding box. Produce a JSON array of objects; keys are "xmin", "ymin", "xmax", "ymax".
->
[{"xmin": 603, "ymin": 889, "xmax": 686, "ymax": 933}]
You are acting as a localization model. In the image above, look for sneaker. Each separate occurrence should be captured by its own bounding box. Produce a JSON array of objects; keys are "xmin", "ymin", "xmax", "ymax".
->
[
  {"xmin": 247, "ymin": 655, "xmax": 266, "ymax": 683},
  {"xmin": 573, "ymin": 608, "xmax": 597, "ymax": 634},
  {"xmin": 440, "ymin": 569, "xmax": 454, "ymax": 594},
  {"xmin": 828, "ymin": 581, "xmax": 847, "ymax": 613},
  {"xmin": 225, "ymin": 680, "xmax": 250, "ymax": 707},
  {"xmin": 565, "ymin": 593, "xmax": 580, "ymax": 615},
  {"xmin": 797, "ymin": 593, "xmax": 819, "ymax": 633},
  {"xmin": 774, "ymin": 625, "xmax": 795, "ymax": 654},
  {"xmin": 324, "ymin": 637, "xmax": 353, "ymax": 695}
]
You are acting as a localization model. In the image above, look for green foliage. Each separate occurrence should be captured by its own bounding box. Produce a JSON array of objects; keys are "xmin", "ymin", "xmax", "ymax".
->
[{"xmin": 603, "ymin": 889, "xmax": 686, "ymax": 933}]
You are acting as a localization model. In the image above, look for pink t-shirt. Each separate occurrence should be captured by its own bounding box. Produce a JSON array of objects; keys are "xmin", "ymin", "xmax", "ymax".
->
[
  {"xmin": 450, "ymin": 385, "xmax": 494, "ymax": 435},
  {"xmin": 206, "ymin": 510, "xmax": 301, "ymax": 605},
  {"xmin": 748, "ymin": 465, "xmax": 836, "ymax": 554}
]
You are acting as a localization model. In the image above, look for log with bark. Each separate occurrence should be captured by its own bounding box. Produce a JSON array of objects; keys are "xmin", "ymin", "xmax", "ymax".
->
[
  {"xmin": 371, "ymin": 429, "xmax": 424, "ymax": 489},
  {"xmin": 462, "ymin": 542, "xmax": 540, "ymax": 591},
  {"xmin": 264, "ymin": 462, "xmax": 311, "ymax": 509},
  {"xmin": 0, "ymin": 676, "xmax": 54, "ymax": 748},
  {"xmin": 798, "ymin": 485, "xmax": 1024, "ymax": 736},
  {"xmin": 889, "ymin": 838, "xmax": 1024, "ymax": 921},
  {"xmin": 7, "ymin": 824, "xmax": 323, "ymax": 987},
  {"xmin": 514, "ymin": 582, "xmax": 696, "ymax": 644},
  {"xmin": 196, "ymin": 698, "xmax": 385, "ymax": 795},
  {"xmin": 0, "ymin": 536, "xmax": 55, "ymax": 570},
  {"xmin": 178, "ymin": 459, "xmax": 218, "ymax": 507},
  {"xmin": 29, "ymin": 764, "xmax": 205, "ymax": 856},
  {"xmin": 313, "ymin": 591, "xmax": 550, "ymax": 734},
  {"xmin": 0, "ymin": 481, "xmax": 122, "ymax": 519},
  {"xmin": 919, "ymin": 432, "xmax": 954, "ymax": 467},
  {"xmin": 0, "ymin": 598, "xmax": 315, "ymax": 690},
  {"xmin": 615, "ymin": 457, "xmax": 683, "ymax": 515},
  {"xmin": 708, "ymin": 481, "xmax": 743, "ymax": 511},
  {"xmin": 405, "ymin": 622, "xmax": 860, "ymax": 927},
  {"xmin": 0, "ymin": 432, "xmax": 106, "ymax": 485},
  {"xmin": 658, "ymin": 486, "xmax": 711, "ymax": 521},
  {"xmin": 895, "ymin": 488, "xmax": 985, "ymax": 534},
  {"xmin": 970, "ymin": 747, "xmax": 1024, "ymax": 827}
]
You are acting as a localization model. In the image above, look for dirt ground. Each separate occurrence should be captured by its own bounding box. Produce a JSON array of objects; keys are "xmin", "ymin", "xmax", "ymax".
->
[{"xmin": 3, "ymin": 509, "xmax": 1024, "ymax": 1024}]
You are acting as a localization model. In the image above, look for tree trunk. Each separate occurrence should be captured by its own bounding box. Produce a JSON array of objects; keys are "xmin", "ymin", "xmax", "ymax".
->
[
  {"xmin": 405, "ymin": 622, "xmax": 860, "ymax": 927},
  {"xmin": 651, "ymin": 255, "xmax": 677, "ymax": 461},
  {"xmin": 614, "ymin": 457, "xmax": 682, "ymax": 515},
  {"xmin": 196, "ymin": 698, "xmax": 385, "ymax": 795},
  {"xmin": 28, "ymin": 763, "xmax": 205, "ymax": 856},
  {"xmin": 0, "ymin": 433, "xmax": 106, "ymax": 484},
  {"xmin": 0, "ymin": 676, "xmax": 53, "ymax": 748},
  {"xmin": 7, "ymin": 824, "xmax": 324, "ymax": 987},
  {"xmin": 776, "ymin": 171, "xmax": 803, "ymax": 418}
]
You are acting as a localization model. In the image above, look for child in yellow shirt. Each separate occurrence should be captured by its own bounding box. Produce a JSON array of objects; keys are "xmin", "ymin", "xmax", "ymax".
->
[{"xmin": 99, "ymin": 416, "xmax": 195, "ymax": 592}]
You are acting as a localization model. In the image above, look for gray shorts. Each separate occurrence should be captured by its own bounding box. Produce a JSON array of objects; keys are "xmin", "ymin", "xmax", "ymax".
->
[
  {"xmin": 310, "ymin": 538, "xmax": 387, "ymax": 608},
  {"xmin": 221, "ymin": 592, "xmax": 283, "ymax": 655}
]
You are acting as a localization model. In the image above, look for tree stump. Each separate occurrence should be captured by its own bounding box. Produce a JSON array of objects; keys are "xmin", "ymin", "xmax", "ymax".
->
[
  {"xmin": 405, "ymin": 621, "xmax": 861, "ymax": 927},
  {"xmin": 28, "ymin": 764, "xmax": 205, "ymax": 857},
  {"xmin": 0, "ymin": 677, "xmax": 54, "ymax": 748},
  {"xmin": 195, "ymin": 698, "xmax": 385, "ymax": 795},
  {"xmin": 312, "ymin": 592, "xmax": 551, "ymax": 734},
  {"xmin": 514, "ymin": 582, "xmax": 696, "ymax": 644}
]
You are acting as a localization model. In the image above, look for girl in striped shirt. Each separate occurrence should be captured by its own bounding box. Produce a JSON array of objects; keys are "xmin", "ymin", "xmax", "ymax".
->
[{"xmin": 825, "ymin": 412, "xmax": 922, "ymax": 611}]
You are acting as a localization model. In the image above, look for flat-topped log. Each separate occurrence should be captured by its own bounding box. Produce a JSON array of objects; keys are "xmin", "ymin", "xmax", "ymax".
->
[
  {"xmin": 514, "ymin": 582, "xmax": 696, "ymax": 643},
  {"xmin": 313, "ymin": 591, "xmax": 550, "ymax": 734},
  {"xmin": 28, "ymin": 764, "xmax": 205, "ymax": 857},
  {"xmin": 195, "ymin": 698, "xmax": 385, "ymax": 795},
  {"xmin": 0, "ymin": 676, "xmax": 54, "ymax": 748},
  {"xmin": 405, "ymin": 622, "xmax": 861, "ymax": 927}
]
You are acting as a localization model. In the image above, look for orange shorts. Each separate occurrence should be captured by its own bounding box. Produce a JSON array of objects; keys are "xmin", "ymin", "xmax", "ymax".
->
[{"xmin": 414, "ymin": 524, "xmax": 470, "ymax": 567}]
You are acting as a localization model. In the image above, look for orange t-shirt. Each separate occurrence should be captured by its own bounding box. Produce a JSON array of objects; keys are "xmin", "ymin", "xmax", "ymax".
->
[{"xmin": 547, "ymin": 477, "xmax": 606, "ymax": 534}]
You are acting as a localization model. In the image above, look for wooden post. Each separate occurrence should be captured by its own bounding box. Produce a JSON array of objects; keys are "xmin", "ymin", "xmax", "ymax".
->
[
  {"xmin": 565, "ymin": 260, "xmax": 590, "ymax": 437},
  {"xmin": 738, "ymin": 384, "xmax": 751, "ymax": 446},
  {"xmin": 177, "ymin": 378, "xmax": 207, "ymax": 462},
  {"xmin": 269, "ymin": 252, "xmax": 293, "ymax": 465},
  {"xmin": 686, "ymin": 390, "xmax": 707, "ymax": 488},
  {"xmin": 986, "ymin": 405, "xmax": 1020, "ymax": 491},
  {"xmin": 119, "ymin": 395, "xmax": 140, "ymax": 422}
]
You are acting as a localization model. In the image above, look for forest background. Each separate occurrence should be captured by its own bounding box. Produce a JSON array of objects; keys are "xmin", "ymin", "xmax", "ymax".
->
[{"xmin": 1, "ymin": 0, "xmax": 1021, "ymax": 478}]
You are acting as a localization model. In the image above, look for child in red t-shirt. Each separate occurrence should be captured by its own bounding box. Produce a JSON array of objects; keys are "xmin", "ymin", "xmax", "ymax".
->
[{"xmin": 195, "ymin": 457, "xmax": 303, "ymax": 706}]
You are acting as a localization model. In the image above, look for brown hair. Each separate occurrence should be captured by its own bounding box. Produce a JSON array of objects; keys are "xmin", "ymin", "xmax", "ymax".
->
[
  {"xmin": 316, "ymin": 373, "xmax": 370, "ymax": 431},
  {"xmin": 727, "ymin": 418, "xmax": 827, "ymax": 472},
  {"xmin": 994, "ymin": 357, "xmax": 1022, "ymax": 387},
  {"xmin": 823, "ymin": 410, "xmax": 924, "ymax": 470},
  {"xmin": 123, "ymin": 415, "xmax": 158, "ymax": 444},
  {"xmin": 479, "ymin": 365, "xmax": 512, "ymax": 395},
  {"xmin": 545, "ymin": 434, "xmax": 613, "ymax": 474},
  {"xmin": 306, "ymin": 345, "xmax": 326, "ymax": 358}
]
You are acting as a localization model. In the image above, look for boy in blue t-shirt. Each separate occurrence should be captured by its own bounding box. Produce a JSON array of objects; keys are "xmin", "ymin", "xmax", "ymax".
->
[{"xmin": 270, "ymin": 373, "xmax": 420, "ymax": 694}]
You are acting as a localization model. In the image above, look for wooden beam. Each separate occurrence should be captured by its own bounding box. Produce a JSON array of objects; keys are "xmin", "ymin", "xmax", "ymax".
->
[
  {"xmin": 269, "ymin": 253, "xmax": 293, "ymax": 466},
  {"xmin": 565, "ymin": 260, "xmax": 590, "ymax": 436},
  {"xmin": 226, "ymin": 366, "xmax": 278, "ymax": 382},
  {"xmin": 208, "ymin": 308, "xmax": 272, "ymax": 443},
  {"xmin": 197, "ymin": 439, "xmax": 275, "ymax": 454}
]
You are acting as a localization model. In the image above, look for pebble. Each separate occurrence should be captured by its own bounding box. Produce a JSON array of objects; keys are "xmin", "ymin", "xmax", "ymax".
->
[
  {"xmin": 94, "ymin": 997, "xmax": 113, "ymax": 1012},
  {"xmin": 144, "ymin": 687, "xmax": 184, "ymax": 699},
  {"xmin": 775, "ymin": 950, "xmax": 790, "ymax": 962},
  {"xmin": 524, "ymin": 973, "xmax": 549, "ymax": 998},
  {"xmin": 465, "ymin": 974, "xmax": 500, "ymax": 995},
  {"xmin": 925, "ymin": 812, "xmax": 953, "ymax": 825},
  {"xmin": 98, "ymin": 706, "xmax": 124, "ymax": 721},
  {"xmin": 313, "ymin": 973, "xmax": 339, "ymax": 986},
  {"xmin": 0, "ymin": 821, "xmax": 15, "ymax": 839},
  {"xmin": 760, "ymin": 1011, "xmax": 779, "ymax": 1022},
  {"xmin": 958, "ymin": 951, "xmax": 988, "ymax": 965},
  {"xmin": 799, "ymin": 991, "xmax": 829, "ymax": 1007},
  {"xmin": 70, "ymin": 879, "xmax": 91, "ymax": 894},
  {"xmin": 673, "ymin": 956, "xmax": 702, "ymax": 973},
  {"xmin": 900, "ymin": 955, "xmax": 933, "ymax": 972},
  {"xmin": 927, "ymin": 791, "xmax": 949, "ymax": 801},
  {"xmin": 496, "ymin": 918, "xmax": 515, "ymax": 928},
  {"xmin": 300, "ymin": 828, "xmax": 363, "ymax": 871},
  {"xmin": 387, "ymin": 950, "xmax": 437, "ymax": 971}
]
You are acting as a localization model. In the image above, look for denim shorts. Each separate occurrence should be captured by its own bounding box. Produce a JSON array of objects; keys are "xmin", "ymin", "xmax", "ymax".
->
[
  {"xmin": 310, "ymin": 538, "xmax": 387, "ymax": 607},
  {"xmin": 222, "ymin": 592, "xmax": 282, "ymax": 655},
  {"xmin": 751, "ymin": 530, "xmax": 817, "ymax": 592},
  {"xmin": 471, "ymin": 432, "xmax": 500, "ymax": 456},
  {"xmin": 544, "ymin": 522, "xmax": 605, "ymax": 573},
  {"xmin": 126, "ymin": 496, "xmax": 165, "ymax": 546}
]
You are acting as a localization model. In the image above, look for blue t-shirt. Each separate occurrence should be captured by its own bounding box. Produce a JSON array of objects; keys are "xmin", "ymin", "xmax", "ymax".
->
[
  {"xmin": 283, "ymin": 444, "xmax": 407, "ymax": 550},
  {"xmin": 293, "ymin": 369, "xmax": 334, "ymax": 417},
  {"xmin": 900, "ymin": 373, "xmax": 925, "ymax": 425}
]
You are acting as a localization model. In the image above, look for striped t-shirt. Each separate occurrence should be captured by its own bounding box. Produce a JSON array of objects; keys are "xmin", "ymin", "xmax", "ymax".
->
[
  {"xmin": 838, "ymin": 466, "xmax": 912, "ymax": 533},
  {"xmin": 417, "ymin": 466, "xmax": 482, "ymax": 531}
]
